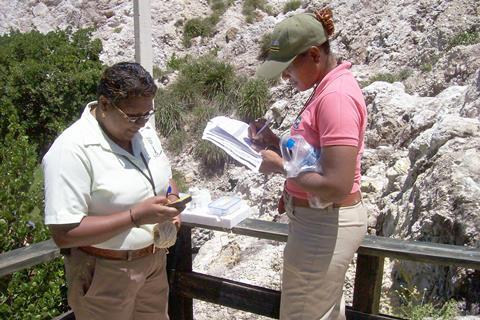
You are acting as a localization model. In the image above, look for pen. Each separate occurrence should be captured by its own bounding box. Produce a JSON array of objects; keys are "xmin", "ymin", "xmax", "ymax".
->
[{"xmin": 255, "ymin": 118, "xmax": 273, "ymax": 137}]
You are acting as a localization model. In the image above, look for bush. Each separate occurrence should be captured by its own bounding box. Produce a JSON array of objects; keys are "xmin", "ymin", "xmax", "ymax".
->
[
  {"xmin": 0, "ymin": 27, "xmax": 103, "ymax": 319},
  {"xmin": 155, "ymin": 89, "xmax": 185, "ymax": 136},
  {"xmin": 242, "ymin": 0, "xmax": 272, "ymax": 23},
  {"xmin": 238, "ymin": 79, "xmax": 269, "ymax": 122},
  {"xmin": 166, "ymin": 130, "xmax": 187, "ymax": 154},
  {"xmin": 360, "ymin": 69, "xmax": 412, "ymax": 87},
  {"xmin": 155, "ymin": 54, "xmax": 271, "ymax": 170},
  {"xmin": 194, "ymin": 140, "xmax": 228, "ymax": 170},
  {"xmin": 447, "ymin": 30, "xmax": 480, "ymax": 50},
  {"xmin": 183, "ymin": 17, "xmax": 215, "ymax": 47},
  {"xmin": 394, "ymin": 285, "xmax": 458, "ymax": 320},
  {"xmin": 172, "ymin": 169, "xmax": 189, "ymax": 193},
  {"xmin": 182, "ymin": 0, "xmax": 233, "ymax": 47},
  {"xmin": 177, "ymin": 55, "xmax": 235, "ymax": 100},
  {"xmin": 283, "ymin": 0, "xmax": 302, "ymax": 13},
  {"xmin": 0, "ymin": 27, "xmax": 103, "ymax": 156}
]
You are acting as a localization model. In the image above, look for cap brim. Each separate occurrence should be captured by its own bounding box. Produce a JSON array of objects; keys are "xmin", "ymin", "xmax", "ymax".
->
[{"xmin": 255, "ymin": 56, "xmax": 297, "ymax": 79}]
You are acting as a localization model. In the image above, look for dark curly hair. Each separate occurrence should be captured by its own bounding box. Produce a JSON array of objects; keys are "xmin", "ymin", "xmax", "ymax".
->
[{"xmin": 97, "ymin": 62, "xmax": 157, "ymax": 104}]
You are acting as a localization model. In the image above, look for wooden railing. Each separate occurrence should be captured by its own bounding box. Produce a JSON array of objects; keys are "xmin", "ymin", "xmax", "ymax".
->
[{"xmin": 1, "ymin": 218, "xmax": 480, "ymax": 319}]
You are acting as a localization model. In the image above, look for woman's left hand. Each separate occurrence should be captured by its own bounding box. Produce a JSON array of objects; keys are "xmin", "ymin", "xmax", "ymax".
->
[{"xmin": 259, "ymin": 150, "xmax": 284, "ymax": 175}]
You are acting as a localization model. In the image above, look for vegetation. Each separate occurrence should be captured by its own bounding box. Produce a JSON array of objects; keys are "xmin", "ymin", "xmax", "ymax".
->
[
  {"xmin": 283, "ymin": 0, "xmax": 302, "ymax": 14},
  {"xmin": 0, "ymin": 27, "xmax": 103, "ymax": 155},
  {"xmin": 194, "ymin": 140, "xmax": 229, "ymax": 170},
  {"xmin": 360, "ymin": 69, "xmax": 412, "ymax": 87},
  {"xmin": 394, "ymin": 285, "xmax": 458, "ymax": 320},
  {"xmin": 242, "ymin": 0, "xmax": 273, "ymax": 24},
  {"xmin": 182, "ymin": 0, "xmax": 234, "ymax": 47},
  {"xmin": 447, "ymin": 30, "xmax": 480, "ymax": 50},
  {"xmin": 172, "ymin": 169, "xmax": 189, "ymax": 193},
  {"xmin": 238, "ymin": 78, "xmax": 269, "ymax": 122},
  {"xmin": 0, "ymin": 28, "xmax": 103, "ymax": 319},
  {"xmin": 155, "ymin": 54, "xmax": 270, "ymax": 170}
]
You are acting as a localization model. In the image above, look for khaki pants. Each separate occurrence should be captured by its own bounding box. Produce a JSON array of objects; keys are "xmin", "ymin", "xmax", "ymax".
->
[
  {"xmin": 280, "ymin": 195, "xmax": 367, "ymax": 320},
  {"xmin": 64, "ymin": 247, "xmax": 169, "ymax": 320}
]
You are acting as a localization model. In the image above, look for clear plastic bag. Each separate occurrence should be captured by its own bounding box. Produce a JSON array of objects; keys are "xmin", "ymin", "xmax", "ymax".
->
[
  {"xmin": 280, "ymin": 135, "xmax": 321, "ymax": 178},
  {"xmin": 279, "ymin": 135, "xmax": 332, "ymax": 209}
]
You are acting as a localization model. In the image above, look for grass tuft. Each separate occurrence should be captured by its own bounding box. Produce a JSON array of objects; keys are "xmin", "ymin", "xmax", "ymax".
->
[
  {"xmin": 283, "ymin": 0, "xmax": 302, "ymax": 14},
  {"xmin": 238, "ymin": 78, "xmax": 269, "ymax": 122}
]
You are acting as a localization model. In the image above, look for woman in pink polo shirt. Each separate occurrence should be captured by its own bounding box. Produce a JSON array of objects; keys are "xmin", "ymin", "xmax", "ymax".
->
[{"xmin": 251, "ymin": 8, "xmax": 368, "ymax": 320}]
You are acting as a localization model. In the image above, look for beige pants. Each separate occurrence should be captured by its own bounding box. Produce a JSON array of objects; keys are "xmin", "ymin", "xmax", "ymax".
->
[
  {"xmin": 64, "ymin": 247, "xmax": 169, "ymax": 320},
  {"xmin": 280, "ymin": 194, "xmax": 367, "ymax": 320}
]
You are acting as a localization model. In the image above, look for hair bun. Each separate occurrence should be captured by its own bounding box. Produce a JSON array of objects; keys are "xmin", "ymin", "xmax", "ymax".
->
[{"xmin": 314, "ymin": 8, "xmax": 334, "ymax": 37}]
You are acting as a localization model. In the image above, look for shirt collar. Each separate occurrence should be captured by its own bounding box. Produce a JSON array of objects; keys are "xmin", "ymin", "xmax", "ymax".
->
[{"xmin": 81, "ymin": 101, "xmax": 149, "ymax": 158}]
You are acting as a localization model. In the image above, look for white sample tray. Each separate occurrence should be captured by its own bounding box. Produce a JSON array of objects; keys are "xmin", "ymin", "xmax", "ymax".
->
[{"xmin": 180, "ymin": 201, "xmax": 251, "ymax": 229}]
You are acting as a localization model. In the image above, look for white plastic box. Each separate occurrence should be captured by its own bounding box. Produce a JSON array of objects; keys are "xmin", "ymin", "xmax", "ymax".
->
[{"xmin": 181, "ymin": 197, "xmax": 251, "ymax": 229}]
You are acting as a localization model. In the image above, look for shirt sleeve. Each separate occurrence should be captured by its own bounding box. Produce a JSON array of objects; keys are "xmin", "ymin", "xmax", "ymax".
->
[
  {"xmin": 42, "ymin": 140, "xmax": 92, "ymax": 225},
  {"xmin": 316, "ymin": 91, "xmax": 362, "ymax": 147}
]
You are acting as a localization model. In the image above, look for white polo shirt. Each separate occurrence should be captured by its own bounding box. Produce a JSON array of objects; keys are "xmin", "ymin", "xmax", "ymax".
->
[{"xmin": 42, "ymin": 101, "xmax": 172, "ymax": 250}]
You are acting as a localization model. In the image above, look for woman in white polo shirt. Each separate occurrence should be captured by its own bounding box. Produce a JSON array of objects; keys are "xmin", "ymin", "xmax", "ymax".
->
[{"xmin": 43, "ymin": 62, "xmax": 182, "ymax": 320}]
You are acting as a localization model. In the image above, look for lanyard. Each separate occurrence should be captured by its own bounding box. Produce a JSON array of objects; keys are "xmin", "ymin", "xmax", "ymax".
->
[
  {"xmin": 293, "ymin": 81, "xmax": 320, "ymax": 125},
  {"xmin": 121, "ymin": 153, "xmax": 157, "ymax": 196}
]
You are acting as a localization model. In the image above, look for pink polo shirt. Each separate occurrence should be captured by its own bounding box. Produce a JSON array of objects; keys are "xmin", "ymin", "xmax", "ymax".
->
[{"xmin": 285, "ymin": 62, "xmax": 367, "ymax": 199}]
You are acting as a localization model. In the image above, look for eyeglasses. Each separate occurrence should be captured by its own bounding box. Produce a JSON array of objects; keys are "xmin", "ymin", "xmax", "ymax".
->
[{"xmin": 111, "ymin": 102, "xmax": 155, "ymax": 124}]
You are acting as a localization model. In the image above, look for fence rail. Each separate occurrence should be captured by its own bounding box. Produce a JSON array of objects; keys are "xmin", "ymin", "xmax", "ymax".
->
[{"xmin": 1, "ymin": 218, "xmax": 479, "ymax": 319}]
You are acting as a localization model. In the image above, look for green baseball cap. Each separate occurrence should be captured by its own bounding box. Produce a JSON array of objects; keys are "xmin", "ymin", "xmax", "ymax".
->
[{"xmin": 256, "ymin": 13, "xmax": 327, "ymax": 79}]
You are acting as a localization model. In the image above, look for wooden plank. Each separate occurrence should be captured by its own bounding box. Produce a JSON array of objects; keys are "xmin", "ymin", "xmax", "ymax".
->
[
  {"xmin": 184, "ymin": 219, "xmax": 288, "ymax": 242},
  {"xmin": 0, "ymin": 239, "xmax": 60, "ymax": 277},
  {"xmin": 353, "ymin": 255, "xmax": 385, "ymax": 314},
  {"xmin": 185, "ymin": 219, "xmax": 480, "ymax": 269},
  {"xmin": 167, "ymin": 226, "xmax": 194, "ymax": 320},
  {"xmin": 175, "ymin": 271, "xmax": 280, "ymax": 318},
  {"xmin": 358, "ymin": 235, "xmax": 480, "ymax": 269},
  {"xmin": 174, "ymin": 271, "xmax": 400, "ymax": 320}
]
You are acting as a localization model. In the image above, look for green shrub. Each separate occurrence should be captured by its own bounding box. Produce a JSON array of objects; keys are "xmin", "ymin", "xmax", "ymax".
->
[
  {"xmin": 191, "ymin": 105, "xmax": 218, "ymax": 137},
  {"xmin": 0, "ymin": 27, "xmax": 103, "ymax": 156},
  {"xmin": 257, "ymin": 32, "xmax": 272, "ymax": 61},
  {"xmin": 166, "ymin": 53, "xmax": 189, "ymax": 71},
  {"xmin": 172, "ymin": 169, "xmax": 189, "ymax": 193},
  {"xmin": 360, "ymin": 69, "xmax": 412, "ymax": 87},
  {"xmin": 182, "ymin": 0, "xmax": 234, "ymax": 47},
  {"xmin": 166, "ymin": 130, "xmax": 187, "ymax": 154},
  {"xmin": 238, "ymin": 79, "xmax": 269, "ymax": 122},
  {"xmin": 242, "ymin": 0, "xmax": 272, "ymax": 23},
  {"xmin": 394, "ymin": 285, "xmax": 458, "ymax": 320},
  {"xmin": 183, "ymin": 17, "xmax": 215, "ymax": 47},
  {"xmin": 175, "ymin": 55, "xmax": 235, "ymax": 100},
  {"xmin": 447, "ymin": 30, "xmax": 480, "ymax": 50},
  {"xmin": 194, "ymin": 140, "xmax": 228, "ymax": 170},
  {"xmin": 283, "ymin": 0, "xmax": 302, "ymax": 13},
  {"xmin": 155, "ymin": 89, "xmax": 185, "ymax": 136},
  {"xmin": 0, "ymin": 27, "xmax": 103, "ymax": 319}
]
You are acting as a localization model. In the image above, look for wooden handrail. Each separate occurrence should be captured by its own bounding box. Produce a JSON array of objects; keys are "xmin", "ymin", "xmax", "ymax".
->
[
  {"xmin": 2, "ymin": 219, "xmax": 479, "ymax": 276},
  {"xmin": 1, "ymin": 218, "xmax": 479, "ymax": 320}
]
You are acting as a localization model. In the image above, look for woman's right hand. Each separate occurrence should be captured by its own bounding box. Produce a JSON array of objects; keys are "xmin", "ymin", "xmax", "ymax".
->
[
  {"xmin": 248, "ymin": 119, "xmax": 280, "ymax": 152},
  {"xmin": 131, "ymin": 196, "xmax": 180, "ymax": 225}
]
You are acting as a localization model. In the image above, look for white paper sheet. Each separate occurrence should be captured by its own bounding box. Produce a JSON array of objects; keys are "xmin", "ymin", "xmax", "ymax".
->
[{"xmin": 202, "ymin": 116, "xmax": 262, "ymax": 171}]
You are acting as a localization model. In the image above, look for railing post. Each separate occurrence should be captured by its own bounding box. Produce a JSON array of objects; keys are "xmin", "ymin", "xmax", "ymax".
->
[
  {"xmin": 167, "ymin": 226, "xmax": 193, "ymax": 320},
  {"xmin": 352, "ymin": 254, "xmax": 384, "ymax": 314}
]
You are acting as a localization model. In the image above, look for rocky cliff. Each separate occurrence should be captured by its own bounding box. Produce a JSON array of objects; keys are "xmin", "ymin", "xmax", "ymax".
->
[{"xmin": 1, "ymin": 0, "xmax": 479, "ymax": 318}]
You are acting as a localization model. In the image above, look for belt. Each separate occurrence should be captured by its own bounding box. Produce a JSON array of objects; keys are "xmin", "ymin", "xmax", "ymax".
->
[
  {"xmin": 290, "ymin": 191, "xmax": 362, "ymax": 209},
  {"xmin": 78, "ymin": 244, "xmax": 157, "ymax": 261}
]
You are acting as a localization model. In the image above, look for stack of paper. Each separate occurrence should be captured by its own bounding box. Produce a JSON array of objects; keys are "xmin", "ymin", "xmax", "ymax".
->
[{"xmin": 202, "ymin": 116, "xmax": 262, "ymax": 171}]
